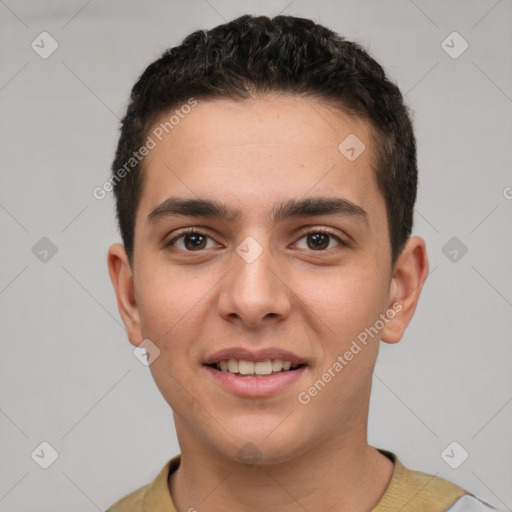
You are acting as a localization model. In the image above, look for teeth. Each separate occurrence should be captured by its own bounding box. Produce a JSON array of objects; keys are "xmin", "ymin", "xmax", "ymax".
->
[
  {"xmin": 254, "ymin": 360, "xmax": 273, "ymax": 375},
  {"xmin": 272, "ymin": 359, "xmax": 283, "ymax": 371},
  {"xmin": 238, "ymin": 360, "xmax": 254, "ymax": 375},
  {"xmin": 215, "ymin": 358, "xmax": 301, "ymax": 375}
]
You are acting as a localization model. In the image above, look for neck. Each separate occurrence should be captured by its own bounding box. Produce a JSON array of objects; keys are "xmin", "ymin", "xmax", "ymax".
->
[{"xmin": 169, "ymin": 431, "xmax": 394, "ymax": 512}]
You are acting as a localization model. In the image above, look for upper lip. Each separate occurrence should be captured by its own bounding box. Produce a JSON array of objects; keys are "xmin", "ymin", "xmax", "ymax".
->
[{"xmin": 203, "ymin": 348, "xmax": 307, "ymax": 366}]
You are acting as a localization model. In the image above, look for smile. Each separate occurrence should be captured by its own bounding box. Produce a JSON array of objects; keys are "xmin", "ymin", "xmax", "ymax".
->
[
  {"xmin": 209, "ymin": 359, "xmax": 304, "ymax": 377},
  {"xmin": 204, "ymin": 361, "xmax": 307, "ymax": 397}
]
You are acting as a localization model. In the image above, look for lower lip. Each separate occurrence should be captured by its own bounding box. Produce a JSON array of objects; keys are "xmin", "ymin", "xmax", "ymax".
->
[{"xmin": 204, "ymin": 365, "xmax": 307, "ymax": 398}]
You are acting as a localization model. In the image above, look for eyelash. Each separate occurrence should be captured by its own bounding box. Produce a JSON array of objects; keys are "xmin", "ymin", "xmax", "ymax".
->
[{"xmin": 165, "ymin": 227, "xmax": 349, "ymax": 252}]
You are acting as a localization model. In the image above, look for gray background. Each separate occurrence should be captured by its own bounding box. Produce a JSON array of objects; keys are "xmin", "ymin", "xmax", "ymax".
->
[{"xmin": 1, "ymin": 0, "xmax": 511, "ymax": 510}]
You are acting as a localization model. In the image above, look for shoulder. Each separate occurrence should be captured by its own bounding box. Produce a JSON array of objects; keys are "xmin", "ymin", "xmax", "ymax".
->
[
  {"xmin": 374, "ymin": 450, "xmax": 498, "ymax": 512},
  {"xmin": 105, "ymin": 457, "xmax": 179, "ymax": 512},
  {"xmin": 105, "ymin": 485, "xmax": 148, "ymax": 512},
  {"xmin": 447, "ymin": 494, "xmax": 499, "ymax": 511}
]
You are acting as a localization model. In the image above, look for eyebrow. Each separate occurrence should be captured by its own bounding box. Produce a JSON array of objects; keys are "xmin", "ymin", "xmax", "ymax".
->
[{"xmin": 146, "ymin": 196, "xmax": 368, "ymax": 227}]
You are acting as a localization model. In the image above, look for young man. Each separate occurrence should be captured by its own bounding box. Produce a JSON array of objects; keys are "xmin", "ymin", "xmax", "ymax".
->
[{"xmin": 106, "ymin": 15, "xmax": 498, "ymax": 512}]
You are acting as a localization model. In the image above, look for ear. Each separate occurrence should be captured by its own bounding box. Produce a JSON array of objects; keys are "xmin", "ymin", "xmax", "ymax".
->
[
  {"xmin": 381, "ymin": 236, "xmax": 429, "ymax": 344},
  {"xmin": 107, "ymin": 243, "xmax": 143, "ymax": 347}
]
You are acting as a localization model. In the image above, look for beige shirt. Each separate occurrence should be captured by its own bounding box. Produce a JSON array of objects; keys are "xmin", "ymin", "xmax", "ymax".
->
[{"xmin": 106, "ymin": 449, "xmax": 496, "ymax": 511}]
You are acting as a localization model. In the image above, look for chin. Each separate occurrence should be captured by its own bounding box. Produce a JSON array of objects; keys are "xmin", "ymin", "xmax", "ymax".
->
[{"xmin": 202, "ymin": 418, "xmax": 314, "ymax": 467}]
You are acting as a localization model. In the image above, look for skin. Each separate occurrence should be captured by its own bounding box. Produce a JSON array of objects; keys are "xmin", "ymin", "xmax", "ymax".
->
[{"xmin": 108, "ymin": 93, "xmax": 429, "ymax": 511}]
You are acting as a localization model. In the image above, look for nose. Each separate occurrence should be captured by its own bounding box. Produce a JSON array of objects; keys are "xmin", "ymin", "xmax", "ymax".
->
[{"xmin": 217, "ymin": 240, "xmax": 292, "ymax": 329}]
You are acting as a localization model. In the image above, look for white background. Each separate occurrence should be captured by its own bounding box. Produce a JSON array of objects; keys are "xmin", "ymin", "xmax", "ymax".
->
[{"xmin": 1, "ymin": 1, "xmax": 511, "ymax": 510}]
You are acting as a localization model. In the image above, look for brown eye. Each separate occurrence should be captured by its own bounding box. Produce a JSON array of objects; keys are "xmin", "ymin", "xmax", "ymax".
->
[
  {"xmin": 307, "ymin": 233, "xmax": 330, "ymax": 250},
  {"xmin": 182, "ymin": 233, "xmax": 207, "ymax": 250},
  {"xmin": 295, "ymin": 230, "xmax": 346, "ymax": 251},
  {"xmin": 166, "ymin": 230, "xmax": 217, "ymax": 251}
]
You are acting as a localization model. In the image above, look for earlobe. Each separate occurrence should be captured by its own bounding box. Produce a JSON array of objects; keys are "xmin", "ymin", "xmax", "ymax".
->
[
  {"xmin": 107, "ymin": 243, "xmax": 143, "ymax": 347},
  {"xmin": 381, "ymin": 236, "xmax": 429, "ymax": 345}
]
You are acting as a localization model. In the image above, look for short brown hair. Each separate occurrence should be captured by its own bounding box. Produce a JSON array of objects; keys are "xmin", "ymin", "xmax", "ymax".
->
[{"xmin": 112, "ymin": 14, "xmax": 417, "ymax": 266}]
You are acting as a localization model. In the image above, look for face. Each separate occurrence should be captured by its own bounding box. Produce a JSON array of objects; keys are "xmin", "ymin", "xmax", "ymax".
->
[{"xmin": 110, "ymin": 94, "xmax": 417, "ymax": 464}]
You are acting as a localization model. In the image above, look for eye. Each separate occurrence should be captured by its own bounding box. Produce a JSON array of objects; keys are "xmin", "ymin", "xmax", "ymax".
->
[
  {"xmin": 294, "ymin": 229, "xmax": 347, "ymax": 251},
  {"xmin": 165, "ymin": 229, "xmax": 219, "ymax": 251},
  {"xmin": 165, "ymin": 228, "xmax": 348, "ymax": 253}
]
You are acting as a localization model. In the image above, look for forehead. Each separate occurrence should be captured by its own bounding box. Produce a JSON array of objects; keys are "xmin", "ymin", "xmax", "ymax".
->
[
  {"xmin": 137, "ymin": 94, "xmax": 383, "ymax": 226},
  {"xmin": 146, "ymin": 94, "xmax": 375, "ymax": 163}
]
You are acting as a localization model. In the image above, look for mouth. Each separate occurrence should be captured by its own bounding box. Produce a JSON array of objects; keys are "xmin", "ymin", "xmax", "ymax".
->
[
  {"xmin": 203, "ymin": 348, "xmax": 308, "ymax": 397},
  {"xmin": 203, "ymin": 349, "xmax": 308, "ymax": 397},
  {"xmin": 207, "ymin": 359, "xmax": 306, "ymax": 377}
]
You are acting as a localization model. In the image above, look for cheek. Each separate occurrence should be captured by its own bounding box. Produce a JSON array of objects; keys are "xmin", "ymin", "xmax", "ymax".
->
[
  {"xmin": 135, "ymin": 263, "xmax": 212, "ymax": 339},
  {"xmin": 299, "ymin": 272, "xmax": 385, "ymax": 417},
  {"xmin": 300, "ymin": 265, "xmax": 389, "ymax": 341},
  {"xmin": 137, "ymin": 270, "xmax": 206, "ymax": 412},
  {"xmin": 134, "ymin": 265, "xmax": 220, "ymax": 401}
]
